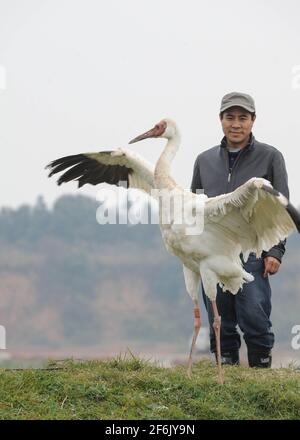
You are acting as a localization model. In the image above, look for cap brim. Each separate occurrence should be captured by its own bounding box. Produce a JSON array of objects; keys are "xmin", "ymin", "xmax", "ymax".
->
[{"xmin": 220, "ymin": 103, "xmax": 255, "ymax": 113}]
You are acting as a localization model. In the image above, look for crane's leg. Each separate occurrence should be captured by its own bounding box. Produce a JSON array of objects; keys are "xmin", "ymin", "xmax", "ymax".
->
[
  {"xmin": 211, "ymin": 299, "xmax": 223, "ymax": 385},
  {"xmin": 183, "ymin": 265, "xmax": 201, "ymax": 378},
  {"xmin": 187, "ymin": 299, "xmax": 201, "ymax": 378},
  {"xmin": 200, "ymin": 264, "xmax": 224, "ymax": 384}
]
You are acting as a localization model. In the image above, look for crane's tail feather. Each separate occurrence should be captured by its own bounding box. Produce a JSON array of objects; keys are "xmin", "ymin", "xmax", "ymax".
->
[{"xmin": 218, "ymin": 269, "xmax": 254, "ymax": 295}]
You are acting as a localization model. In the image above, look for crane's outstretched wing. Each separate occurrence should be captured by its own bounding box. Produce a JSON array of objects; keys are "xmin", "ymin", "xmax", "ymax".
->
[
  {"xmin": 204, "ymin": 177, "xmax": 300, "ymax": 258},
  {"xmin": 46, "ymin": 148, "xmax": 156, "ymax": 197}
]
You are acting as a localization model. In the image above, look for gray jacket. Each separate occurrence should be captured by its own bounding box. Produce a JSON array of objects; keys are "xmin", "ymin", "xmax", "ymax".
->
[{"xmin": 191, "ymin": 134, "xmax": 289, "ymax": 262}]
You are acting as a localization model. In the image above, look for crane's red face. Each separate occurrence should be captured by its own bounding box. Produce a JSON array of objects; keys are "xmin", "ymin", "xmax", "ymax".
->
[{"xmin": 129, "ymin": 120, "xmax": 167, "ymax": 144}]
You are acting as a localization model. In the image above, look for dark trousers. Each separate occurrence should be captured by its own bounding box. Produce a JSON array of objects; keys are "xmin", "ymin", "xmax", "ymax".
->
[{"xmin": 202, "ymin": 253, "xmax": 274, "ymax": 355}]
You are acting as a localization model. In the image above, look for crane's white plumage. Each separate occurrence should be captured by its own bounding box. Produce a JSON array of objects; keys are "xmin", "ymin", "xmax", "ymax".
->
[
  {"xmin": 101, "ymin": 148, "xmax": 155, "ymax": 196},
  {"xmin": 47, "ymin": 118, "xmax": 300, "ymax": 382},
  {"xmin": 166, "ymin": 176, "xmax": 296, "ymax": 301},
  {"xmin": 205, "ymin": 177, "xmax": 294, "ymax": 262}
]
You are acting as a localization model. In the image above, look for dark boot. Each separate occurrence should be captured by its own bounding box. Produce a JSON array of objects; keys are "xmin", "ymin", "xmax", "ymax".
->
[
  {"xmin": 248, "ymin": 350, "xmax": 272, "ymax": 368},
  {"xmin": 215, "ymin": 350, "xmax": 240, "ymax": 365}
]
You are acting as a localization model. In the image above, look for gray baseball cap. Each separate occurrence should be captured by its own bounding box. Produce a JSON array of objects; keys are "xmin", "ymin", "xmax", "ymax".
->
[{"xmin": 220, "ymin": 92, "xmax": 256, "ymax": 113}]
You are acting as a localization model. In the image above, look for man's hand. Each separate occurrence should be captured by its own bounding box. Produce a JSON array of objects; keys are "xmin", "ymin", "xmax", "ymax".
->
[{"xmin": 263, "ymin": 256, "xmax": 281, "ymax": 277}]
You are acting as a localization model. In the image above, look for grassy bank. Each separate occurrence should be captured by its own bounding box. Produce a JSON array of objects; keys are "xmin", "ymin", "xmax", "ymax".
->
[{"xmin": 0, "ymin": 356, "xmax": 299, "ymax": 419}]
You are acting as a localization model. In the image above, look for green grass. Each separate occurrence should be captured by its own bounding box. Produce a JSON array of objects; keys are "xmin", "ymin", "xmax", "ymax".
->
[{"xmin": 0, "ymin": 355, "xmax": 299, "ymax": 420}]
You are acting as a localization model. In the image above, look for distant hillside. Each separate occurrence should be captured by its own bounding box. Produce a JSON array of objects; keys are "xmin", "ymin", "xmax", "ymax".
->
[
  {"xmin": 0, "ymin": 195, "xmax": 191, "ymax": 353},
  {"xmin": 0, "ymin": 194, "xmax": 300, "ymax": 360}
]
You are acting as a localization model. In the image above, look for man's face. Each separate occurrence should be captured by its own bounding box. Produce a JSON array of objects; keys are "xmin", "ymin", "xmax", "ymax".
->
[{"xmin": 220, "ymin": 106, "xmax": 256, "ymax": 146}]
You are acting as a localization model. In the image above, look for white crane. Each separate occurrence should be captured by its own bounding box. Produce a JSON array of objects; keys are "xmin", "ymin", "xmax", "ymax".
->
[{"xmin": 47, "ymin": 118, "xmax": 300, "ymax": 384}]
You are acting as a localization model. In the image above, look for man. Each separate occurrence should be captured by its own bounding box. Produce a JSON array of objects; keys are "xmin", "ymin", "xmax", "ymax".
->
[{"xmin": 191, "ymin": 92, "xmax": 289, "ymax": 368}]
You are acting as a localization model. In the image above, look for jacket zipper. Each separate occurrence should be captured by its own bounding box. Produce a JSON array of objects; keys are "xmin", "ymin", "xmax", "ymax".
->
[{"xmin": 226, "ymin": 147, "xmax": 249, "ymax": 189}]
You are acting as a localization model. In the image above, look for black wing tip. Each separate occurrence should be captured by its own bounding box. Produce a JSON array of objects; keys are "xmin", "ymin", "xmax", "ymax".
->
[
  {"xmin": 286, "ymin": 203, "xmax": 300, "ymax": 233},
  {"xmin": 46, "ymin": 152, "xmax": 115, "ymax": 173},
  {"xmin": 45, "ymin": 159, "xmax": 60, "ymax": 171},
  {"xmin": 46, "ymin": 151, "xmax": 132, "ymax": 188},
  {"xmin": 46, "ymin": 154, "xmax": 89, "ymax": 177}
]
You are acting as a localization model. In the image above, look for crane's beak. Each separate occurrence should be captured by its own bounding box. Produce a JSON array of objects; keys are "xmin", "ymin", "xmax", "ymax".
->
[{"xmin": 129, "ymin": 126, "xmax": 157, "ymax": 144}]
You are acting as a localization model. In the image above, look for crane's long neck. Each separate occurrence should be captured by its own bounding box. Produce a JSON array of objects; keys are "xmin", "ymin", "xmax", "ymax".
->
[{"xmin": 154, "ymin": 132, "xmax": 181, "ymax": 189}]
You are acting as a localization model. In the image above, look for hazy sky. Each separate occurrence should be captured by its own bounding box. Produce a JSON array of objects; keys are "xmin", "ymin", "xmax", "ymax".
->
[{"xmin": 1, "ymin": 0, "xmax": 300, "ymax": 208}]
